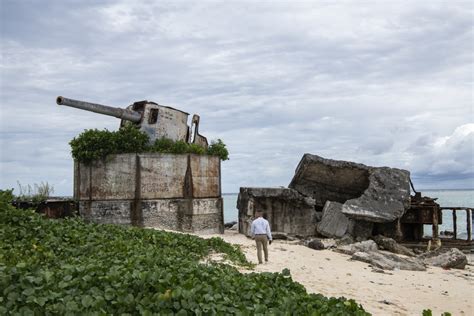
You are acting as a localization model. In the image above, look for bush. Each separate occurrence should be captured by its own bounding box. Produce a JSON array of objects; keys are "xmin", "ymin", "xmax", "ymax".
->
[
  {"xmin": 0, "ymin": 189, "xmax": 14, "ymax": 210},
  {"xmin": 114, "ymin": 124, "xmax": 150, "ymax": 154},
  {"xmin": 207, "ymin": 139, "xmax": 229, "ymax": 161},
  {"xmin": 151, "ymin": 137, "xmax": 175, "ymax": 153},
  {"xmin": 69, "ymin": 128, "xmax": 117, "ymax": 163},
  {"xmin": 0, "ymin": 207, "xmax": 369, "ymax": 315},
  {"xmin": 188, "ymin": 143, "xmax": 206, "ymax": 155},
  {"xmin": 71, "ymin": 128, "xmax": 229, "ymax": 163}
]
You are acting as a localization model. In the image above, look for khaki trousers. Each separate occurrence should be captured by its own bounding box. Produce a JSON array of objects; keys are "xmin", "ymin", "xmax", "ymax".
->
[{"xmin": 255, "ymin": 235, "xmax": 268, "ymax": 263}]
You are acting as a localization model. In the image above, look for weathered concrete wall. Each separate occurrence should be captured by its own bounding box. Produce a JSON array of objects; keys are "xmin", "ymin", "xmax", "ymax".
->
[
  {"xmin": 79, "ymin": 200, "xmax": 133, "ymax": 225},
  {"xmin": 75, "ymin": 153, "xmax": 221, "ymax": 200},
  {"xmin": 190, "ymin": 155, "xmax": 221, "ymax": 198},
  {"xmin": 237, "ymin": 187, "xmax": 317, "ymax": 238},
  {"xmin": 140, "ymin": 153, "xmax": 188, "ymax": 199},
  {"xmin": 75, "ymin": 153, "xmax": 223, "ymax": 234}
]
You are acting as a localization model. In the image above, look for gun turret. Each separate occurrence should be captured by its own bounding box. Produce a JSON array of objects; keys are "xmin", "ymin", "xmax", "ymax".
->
[
  {"xmin": 57, "ymin": 96, "xmax": 142, "ymax": 122},
  {"xmin": 57, "ymin": 96, "xmax": 208, "ymax": 147}
]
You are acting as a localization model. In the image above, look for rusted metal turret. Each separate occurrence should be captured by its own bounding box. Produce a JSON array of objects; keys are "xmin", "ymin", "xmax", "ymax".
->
[{"xmin": 56, "ymin": 96, "xmax": 208, "ymax": 147}]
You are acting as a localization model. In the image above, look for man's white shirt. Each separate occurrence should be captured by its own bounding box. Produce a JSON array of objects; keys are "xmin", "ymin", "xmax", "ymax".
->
[{"xmin": 250, "ymin": 217, "xmax": 272, "ymax": 241}]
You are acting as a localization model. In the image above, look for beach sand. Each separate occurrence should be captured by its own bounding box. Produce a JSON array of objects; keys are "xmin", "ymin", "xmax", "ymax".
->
[{"xmin": 203, "ymin": 230, "xmax": 473, "ymax": 316}]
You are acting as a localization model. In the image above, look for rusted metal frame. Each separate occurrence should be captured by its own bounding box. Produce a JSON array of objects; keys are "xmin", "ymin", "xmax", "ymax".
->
[
  {"xmin": 467, "ymin": 208, "xmax": 472, "ymax": 242},
  {"xmin": 432, "ymin": 205, "xmax": 439, "ymax": 240},
  {"xmin": 440, "ymin": 207, "xmax": 471, "ymax": 210},
  {"xmin": 452, "ymin": 209, "xmax": 457, "ymax": 240}
]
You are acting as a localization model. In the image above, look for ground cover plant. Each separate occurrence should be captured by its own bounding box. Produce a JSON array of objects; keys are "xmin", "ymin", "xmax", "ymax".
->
[
  {"xmin": 69, "ymin": 125, "xmax": 229, "ymax": 164},
  {"xmin": 0, "ymin": 196, "xmax": 369, "ymax": 315}
]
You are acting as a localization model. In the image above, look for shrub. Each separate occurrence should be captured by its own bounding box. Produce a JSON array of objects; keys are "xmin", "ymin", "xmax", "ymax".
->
[
  {"xmin": 114, "ymin": 124, "xmax": 150, "ymax": 154},
  {"xmin": 151, "ymin": 137, "xmax": 175, "ymax": 153},
  {"xmin": 151, "ymin": 138, "xmax": 207, "ymax": 156},
  {"xmin": 69, "ymin": 128, "xmax": 117, "ymax": 163},
  {"xmin": 70, "ymin": 128, "xmax": 229, "ymax": 163},
  {"xmin": 207, "ymin": 139, "xmax": 229, "ymax": 161},
  {"xmin": 0, "ymin": 189, "xmax": 14, "ymax": 210},
  {"xmin": 188, "ymin": 143, "xmax": 206, "ymax": 155}
]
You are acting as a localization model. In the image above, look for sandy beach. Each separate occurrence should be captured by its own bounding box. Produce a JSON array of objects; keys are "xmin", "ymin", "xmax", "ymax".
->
[{"xmin": 202, "ymin": 230, "xmax": 473, "ymax": 316}]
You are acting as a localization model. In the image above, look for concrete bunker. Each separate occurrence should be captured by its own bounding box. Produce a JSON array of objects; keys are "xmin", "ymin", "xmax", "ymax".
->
[
  {"xmin": 58, "ymin": 96, "xmax": 224, "ymax": 234},
  {"xmin": 238, "ymin": 154, "xmax": 411, "ymax": 240}
]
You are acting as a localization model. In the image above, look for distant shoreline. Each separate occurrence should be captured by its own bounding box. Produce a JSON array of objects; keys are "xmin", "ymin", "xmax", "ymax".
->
[{"xmin": 223, "ymin": 188, "xmax": 474, "ymax": 195}]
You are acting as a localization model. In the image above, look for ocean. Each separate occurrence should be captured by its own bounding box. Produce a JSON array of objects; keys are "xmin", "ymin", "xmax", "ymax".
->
[{"xmin": 222, "ymin": 189, "xmax": 474, "ymax": 238}]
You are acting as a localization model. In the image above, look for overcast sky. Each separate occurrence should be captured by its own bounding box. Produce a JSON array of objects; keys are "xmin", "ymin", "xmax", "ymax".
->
[{"xmin": 1, "ymin": 0, "xmax": 473, "ymax": 196}]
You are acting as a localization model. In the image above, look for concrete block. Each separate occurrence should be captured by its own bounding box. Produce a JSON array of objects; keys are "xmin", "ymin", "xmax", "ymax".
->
[
  {"xmin": 79, "ymin": 200, "xmax": 133, "ymax": 225},
  {"xmin": 190, "ymin": 155, "xmax": 220, "ymax": 198},
  {"xmin": 139, "ymin": 153, "xmax": 187, "ymax": 199}
]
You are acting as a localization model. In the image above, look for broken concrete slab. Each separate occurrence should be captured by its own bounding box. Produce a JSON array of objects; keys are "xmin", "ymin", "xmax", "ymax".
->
[
  {"xmin": 351, "ymin": 251, "xmax": 426, "ymax": 271},
  {"xmin": 317, "ymin": 201, "xmax": 374, "ymax": 240},
  {"xmin": 372, "ymin": 235, "xmax": 415, "ymax": 257},
  {"xmin": 418, "ymin": 248, "xmax": 468, "ymax": 269},
  {"xmin": 307, "ymin": 238, "xmax": 337, "ymax": 250},
  {"xmin": 341, "ymin": 167, "xmax": 411, "ymax": 222},
  {"xmin": 237, "ymin": 187, "xmax": 317, "ymax": 238},
  {"xmin": 335, "ymin": 240, "xmax": 379, "ymax": 255},
  {"xmin": 317, "ymin": 201, "xmax": 351, "ymax": 238},
  {"xmin": 289, "ymin": 154, "xmax": 410, "ymax": 223}
]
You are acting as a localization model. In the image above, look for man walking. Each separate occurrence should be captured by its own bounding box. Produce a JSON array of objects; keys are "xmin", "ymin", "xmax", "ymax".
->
[{"xmin": 250, "ymin": 211, "xmax": 272, "ymax": 264}]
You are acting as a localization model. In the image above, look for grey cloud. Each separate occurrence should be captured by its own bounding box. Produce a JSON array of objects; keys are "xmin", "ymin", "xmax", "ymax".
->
[{"xmin": 1, "ymin": 1, "xmax": 473, "ymax": 194}]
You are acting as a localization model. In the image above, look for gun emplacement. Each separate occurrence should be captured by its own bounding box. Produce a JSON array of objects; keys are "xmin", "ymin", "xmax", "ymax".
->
[
  {"xmin": 56, "ymin": 96, "xmax": 208, "ymax": 148},
  {"xmin": 56, "ymin": 96, "xmax": 142, "ymax": 122}
]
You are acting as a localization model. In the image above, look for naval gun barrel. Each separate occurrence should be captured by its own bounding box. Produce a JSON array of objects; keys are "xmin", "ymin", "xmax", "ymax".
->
[{"xmin": 56, "ymin": 96, "xmax": 142, "ymax": 123}]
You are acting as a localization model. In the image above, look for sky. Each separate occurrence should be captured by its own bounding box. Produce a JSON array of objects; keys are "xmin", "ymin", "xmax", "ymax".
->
[{"xmin": 0, "ymin": 0, "xmax": 473, "ymax": 196}]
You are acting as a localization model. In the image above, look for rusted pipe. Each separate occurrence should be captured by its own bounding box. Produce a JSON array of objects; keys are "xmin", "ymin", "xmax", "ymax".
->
[
  {"xmin": 432, "ymin": 206, "xmax": 439, "ymax": 240},
  {"xmin": 452, "ymin": 210, "xmax": 457, "ymax": 240},
  {"xmin": 467, "ymin": 209, "xmax": 472, "ymax": 242},
  {"xmin": 56, "ymin": 96, "xmax": 142, "ymax": 123}
]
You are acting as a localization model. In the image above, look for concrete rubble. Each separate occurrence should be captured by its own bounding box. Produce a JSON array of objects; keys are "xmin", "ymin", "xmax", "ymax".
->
[
  {"xmin": 372, "ymin": 235, "xmax": 415, "ymax": 257},
  {"xmin": 351, "ymin": 251, "xmax": 426, "ymax": 271},
  {"xmin": 238, "ymin": 153, "xmax": 411, "ymax": 241},
  {"xmin": 289, "ymin": 154, "xmax": 410, "ymax": 225},
  {"xmin": 307, "ymin": 238, "xmax": 337, "ymax": 250},
  {"xmin": 335, "ymin": 240, "xmax": 467, "ymax": 270},
  {"xmin": 237, "ymin": 153, "xmax": 470, "ymax": 268},
  {"xmin": 335, "ymin": 240, "xmax": 426, "ymax": 271},
  {"xmin": 418, "ymin": 248, "xmax": 468, "ymax": 269},
  {"xmin": 335, "ymin": 240, "xmax": 379, "ymax": 255}
]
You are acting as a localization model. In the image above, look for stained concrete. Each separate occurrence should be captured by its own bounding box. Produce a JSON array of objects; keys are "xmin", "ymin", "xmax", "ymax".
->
[
  {"xmin": 237, "ymin": 187, "xmax": 316, "ymax": 238},
  {"xmin": 75, "ymin": 153, "xmax": 223, "ymax": 234}
]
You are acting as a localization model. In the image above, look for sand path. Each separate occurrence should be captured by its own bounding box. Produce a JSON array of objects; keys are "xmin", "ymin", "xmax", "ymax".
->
[{"xmin": 205, "ymin": 230, "xmax": 473, "ymax": 316}]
